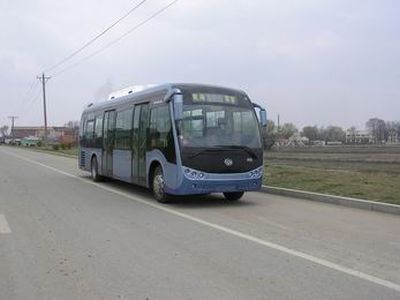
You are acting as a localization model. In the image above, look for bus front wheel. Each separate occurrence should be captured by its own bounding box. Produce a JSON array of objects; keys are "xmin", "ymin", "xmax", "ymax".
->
[
  {"xmin": 223, "ymin": 192, "xmax": 244, "ymax": 201},
  {"xmin": 152, "ymin": 166, "xmax": 170, "ymax": 203}
]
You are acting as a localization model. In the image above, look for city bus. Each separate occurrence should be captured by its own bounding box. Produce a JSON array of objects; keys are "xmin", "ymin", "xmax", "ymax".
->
[{"xmin": 79, "ymin": 83, "xmax": 267, "ymax": 203}]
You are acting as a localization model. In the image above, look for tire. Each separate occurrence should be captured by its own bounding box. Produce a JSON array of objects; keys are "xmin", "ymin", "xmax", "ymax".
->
[
  {"xmin": 223, "ymin": 192, "xmax": 244, "ymax": 201},
  {"xmin": 90, "ymin": 157, "xmax": 102, "ymax": 182},
  {"xmin": 152, "ymin": 166, "xmax": 170, "ymax": 203}
]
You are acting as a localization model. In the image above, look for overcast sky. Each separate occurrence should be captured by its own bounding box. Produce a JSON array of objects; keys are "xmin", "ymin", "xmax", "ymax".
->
[{"xmin": 1, "ymin": 0, "xmax": 399, "ymax": 130}]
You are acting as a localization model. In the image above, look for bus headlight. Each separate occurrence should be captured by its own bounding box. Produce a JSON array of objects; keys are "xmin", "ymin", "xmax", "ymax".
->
[{"xmin": 184, "ymin": 168, "xmax": 205, "ymax": 180}]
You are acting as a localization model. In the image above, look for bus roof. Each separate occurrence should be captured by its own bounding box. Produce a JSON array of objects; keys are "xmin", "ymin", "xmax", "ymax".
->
[{"xmin": 82, "ymin": 83, "xmax": 247, "ymax": 115}]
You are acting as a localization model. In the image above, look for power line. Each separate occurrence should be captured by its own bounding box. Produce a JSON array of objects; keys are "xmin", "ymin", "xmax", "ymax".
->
[
  {"xmin": 22, "ymin": 80, "xmax": 40, "ymax": 106},
  {"xmin": 43, "ymin": 0, "xmax": 149, "ymax": 73},
  {"xmin": 23, "ymin": 78, "xmax": 38, "ymax": 99},
  {"xmin": 6, "ymin": 79, "xmax": 39, "ymax": 118},
  {"xmin": 21, "ymin": 85, "xmax": 42, "ymax": 115},
  {"xmin": 52, "ymin": 0, "xmax": 180, "ymax": 77}
]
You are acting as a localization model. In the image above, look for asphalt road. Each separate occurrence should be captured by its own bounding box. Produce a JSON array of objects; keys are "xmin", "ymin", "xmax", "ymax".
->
[{"xmin": 1, "ymin": 146, "xmax": 400, "ymax": 300}]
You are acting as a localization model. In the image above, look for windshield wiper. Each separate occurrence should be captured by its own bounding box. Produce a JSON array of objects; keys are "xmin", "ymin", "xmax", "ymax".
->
[{"xmin": 213, "ymin": 145, "xmax": 258, "ymax": 159}]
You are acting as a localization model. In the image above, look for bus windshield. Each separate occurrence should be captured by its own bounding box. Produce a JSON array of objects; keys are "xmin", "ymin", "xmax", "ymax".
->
[{"xmin": 177, "ymin": 91, "xmax": 262, "ymax": 149}]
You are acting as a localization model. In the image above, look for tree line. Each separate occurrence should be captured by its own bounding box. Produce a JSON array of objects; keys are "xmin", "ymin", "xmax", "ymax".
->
[{"xmin": 263, "ymin": 117, "xmax": 400, "ymax": 149}]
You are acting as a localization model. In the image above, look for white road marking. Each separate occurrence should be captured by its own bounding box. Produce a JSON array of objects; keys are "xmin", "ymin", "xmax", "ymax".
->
[
  {"xmin": 3, "ymin": 149, "xmax": 400, "ymax": 293},
  {"xmin": 0, "ymin": 214, "xmax": 12, "ymax": 234}
]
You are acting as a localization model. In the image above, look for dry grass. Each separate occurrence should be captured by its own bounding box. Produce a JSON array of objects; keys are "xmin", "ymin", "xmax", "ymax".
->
[{"xmin": 264, "ymin": 145, "xmax": 400, "ymax": 204}]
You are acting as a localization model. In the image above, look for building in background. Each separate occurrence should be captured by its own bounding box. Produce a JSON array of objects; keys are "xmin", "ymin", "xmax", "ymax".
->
[
  {"xmin": 345, "ymin": 129, "xmax": 373, "ymax": 144},
  {"xmin": 12, "ymin": 126, "xmax": 78, "ymax": 145}
]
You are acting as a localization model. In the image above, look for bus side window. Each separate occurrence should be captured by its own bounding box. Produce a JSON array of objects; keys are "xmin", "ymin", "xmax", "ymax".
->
[
  {"xmin": 85, "ymin": 119, "xmax": 95, "ymax": 148},
  {"xmin": 132, "ymin": 106, "xmax": 141, "ymax": 155},
  {"xmin": 94, "ymin": 115, "xmax": 103, "ymax": 148},
  {"xmin": 115, "ymin": 109, "xmax": 133, "ymax": 150},
  {"xmin": 149, "ymin": 107, "xmax": 159, "ymax": 148}
]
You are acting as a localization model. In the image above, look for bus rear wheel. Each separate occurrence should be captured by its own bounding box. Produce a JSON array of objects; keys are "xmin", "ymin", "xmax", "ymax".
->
[
  {"xmin": 152, "ymin": 166, "xmax": 170, "ymax": 203},
  {"xmin": 223, "ymin": 192, "xmax": 244, "ymax": 201},
  {"xmin": 90, "ymin": 157, "xmax": 102, "ymax": 182}
]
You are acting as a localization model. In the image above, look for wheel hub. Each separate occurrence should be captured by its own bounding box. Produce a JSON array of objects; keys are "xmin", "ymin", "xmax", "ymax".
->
[{"xmin": 154, "ymin": 175, "xmax": 164, "ymax": 198}]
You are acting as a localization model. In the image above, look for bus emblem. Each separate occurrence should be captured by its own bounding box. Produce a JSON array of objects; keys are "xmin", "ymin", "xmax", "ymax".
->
[{"xmin": 224, "ymin": 158, "xmax": 233, "ymax": 167}]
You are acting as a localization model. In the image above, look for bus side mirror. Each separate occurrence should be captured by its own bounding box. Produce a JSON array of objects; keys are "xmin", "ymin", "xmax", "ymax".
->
[
  {"xmin": 259, "ymin": 109, "xmax": 267, "ymax": 127},
  {"xmin": 173, "ymin": 94, "xmax": 183, "ymax": 121}
]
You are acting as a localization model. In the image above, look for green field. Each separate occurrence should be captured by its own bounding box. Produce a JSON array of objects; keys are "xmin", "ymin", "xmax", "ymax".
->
[{"xmin": 264, "ymin": 145, "xmax": 400, "ymax": 205}]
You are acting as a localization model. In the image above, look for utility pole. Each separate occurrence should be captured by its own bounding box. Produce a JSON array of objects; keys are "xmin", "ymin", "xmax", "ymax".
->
[
  {"xmin": 37, "ymin": 73, "xmax": 51, "ymax": 144},
  {"xmin": 8, "ymin": 116, "xmax": 18, "ymax": 140}
]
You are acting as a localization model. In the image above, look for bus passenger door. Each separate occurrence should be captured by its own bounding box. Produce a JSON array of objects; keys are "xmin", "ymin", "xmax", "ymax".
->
[
  {"xmin": 102, "ymin": 110, "xmax": 115, "ymax": 177},
  {"xmin": 132, "ymin": 103, "xmax": 149, "ymax": 186}
]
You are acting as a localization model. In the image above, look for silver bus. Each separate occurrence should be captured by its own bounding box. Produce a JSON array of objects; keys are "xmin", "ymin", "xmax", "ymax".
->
[{"xmin": 79, "ymin": 83, "xmax": 267, "ymax": 203}]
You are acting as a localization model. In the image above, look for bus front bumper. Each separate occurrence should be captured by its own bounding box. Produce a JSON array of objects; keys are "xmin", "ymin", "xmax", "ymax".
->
[{"xmin": 165, "ymin": 167, "xmax": 263, "ymax": 195}]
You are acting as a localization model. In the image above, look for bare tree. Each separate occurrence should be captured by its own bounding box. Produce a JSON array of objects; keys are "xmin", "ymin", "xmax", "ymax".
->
[
  {"xmin": 324, "ymin": 126, "xmax": 346, "ymax": 142},
  {"xmin": 385, "ymin": 121, "xmax": 400, "ymax": 143},
  {"xmin": 396, "ymin": 122, "xmax": 400, "ymax": 142},
  {"xmin": 347, "ymin": 126, "xmax": 357, "ymax": 143},
  {"xmin": 366, "ymin": 118, "xmax": 386, "ymax": 143},
  {"xmin": 0, "ymin": 125, "xmax": 9, "ymax": 137},
  {"xmin": 279, "ymin": 123, "xmax": 298, "ymax": 139},
  {"xmin": 64, "ymin": 120, "xmax": 80, "ymax": 129},
  {"xmin": 262, "ymin": 120, "xmax": 277, "ymax": 150},
  {"xmin": 301, "ymin": 126, "xmax": 319, "ymax": 142}
]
